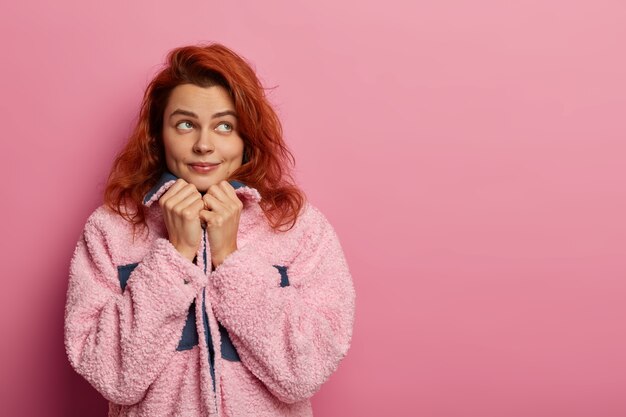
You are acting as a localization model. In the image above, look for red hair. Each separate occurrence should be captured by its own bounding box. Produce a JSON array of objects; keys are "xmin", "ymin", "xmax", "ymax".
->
[{"xmin": 104, "ymin": 43, "xmax": 305, "ymax": 233}]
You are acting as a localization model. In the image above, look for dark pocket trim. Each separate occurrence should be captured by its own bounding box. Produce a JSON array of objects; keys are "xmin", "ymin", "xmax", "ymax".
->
[
  {"xmin": 117, "ymin": 263, "xmax": 139, "ymax": 292},
  {"xmin": 116, "ymin": 263, "xmax": 199, "ymax": 351},
  {"xmin": 177, "ymin": 302, "xmax": 199, "ymax": 351},
  {"xmin": 114, "ymin": 262, "xmax": 290, "ymax": 366},
  {"xmin": 219, "ymin": 324, "xmax": 241, "ymax": 362},
  {"xmin": 273, "ymin": 264, "xmax": 290, "ymax": 287}
]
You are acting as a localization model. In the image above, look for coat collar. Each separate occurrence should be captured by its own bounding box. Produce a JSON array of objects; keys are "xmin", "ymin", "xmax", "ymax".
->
[{"xmin": 142, "ymin": 171, "xmax": 262, "ymax": 207}]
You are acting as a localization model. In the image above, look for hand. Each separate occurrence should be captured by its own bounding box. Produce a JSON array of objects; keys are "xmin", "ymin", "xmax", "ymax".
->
[
  {"xmin": 159, "ymin": 179, "xmax": 205, "ymax": 261},
  {"xmin": 199, "ymin": 181, "xmax": 243, "ymax": 268}
]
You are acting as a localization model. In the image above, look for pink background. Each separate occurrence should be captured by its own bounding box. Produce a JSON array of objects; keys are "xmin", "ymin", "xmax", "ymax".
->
[{"xmin": 1, "ymin": 0, "xmax": 625, "ymax": 416}]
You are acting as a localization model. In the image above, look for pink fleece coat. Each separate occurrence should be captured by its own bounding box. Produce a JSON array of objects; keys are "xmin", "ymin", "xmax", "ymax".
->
[{"xmin": 64, "ymin": 176, "xmax": 355, "ymax": 417}]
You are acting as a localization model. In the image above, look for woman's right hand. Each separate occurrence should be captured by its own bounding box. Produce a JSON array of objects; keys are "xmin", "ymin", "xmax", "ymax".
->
[{"xmin": 159, "ymin": 179, "xmax": 205, "ymax": 261}]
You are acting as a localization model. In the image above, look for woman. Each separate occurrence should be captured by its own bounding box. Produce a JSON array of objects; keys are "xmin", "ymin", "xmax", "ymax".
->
[{"xmin": 64, "ymin": 43, "xmax": 355, "ymax": 417}]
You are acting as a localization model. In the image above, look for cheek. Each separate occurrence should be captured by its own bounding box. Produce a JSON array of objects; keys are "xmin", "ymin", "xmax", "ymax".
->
[
  {"xmin": 224, "ymin": 138, "xmax": 245, "ymax": 162},
  {"xmin": 163, "ymin": 136, "xmax": 183, "ymax": 162},
  {"xmin": 162, "ymin": 143, "xmax": 187, "ymax": 176},
  {"xmin": 236, "ymin": 138, "xmax": 245, "ymax": 159}
]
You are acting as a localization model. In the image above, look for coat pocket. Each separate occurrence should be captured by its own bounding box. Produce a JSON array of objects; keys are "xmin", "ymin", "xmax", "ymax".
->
[
  {"xmin": 116, "ymin": 263, "xmax": 199, "ymax": 351},
  {"xmin": 218, "ymin": 264, "xmax": 290, "ymax": 363}
]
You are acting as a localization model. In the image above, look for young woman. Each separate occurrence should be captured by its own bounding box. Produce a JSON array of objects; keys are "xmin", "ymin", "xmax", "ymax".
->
[{"xmin": 64, "ymin": 43, "xmax": 355, "ymax": 417}]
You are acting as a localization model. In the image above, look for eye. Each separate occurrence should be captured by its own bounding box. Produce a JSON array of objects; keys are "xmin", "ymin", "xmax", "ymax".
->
[
  {"xmin": 215, "ymin": 122, "xmax": 233, "ymax": 132},
  {"xmin": 176, "ymin": 121, "xmax": 194, "ymax": 130}
]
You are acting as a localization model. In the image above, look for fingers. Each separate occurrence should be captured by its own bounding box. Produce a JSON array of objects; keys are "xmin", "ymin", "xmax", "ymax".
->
[
  {"xmin": 178, "ymin": 194, "xmax": 205, "ymax": 220},
  {"xmin": 159, "ymin": 179, "xmax": 243, "ymax": 219},
  {"xmin": 159, "ymin": 179, "xmax": 189, "ymax": 204},
  {"xmin": 204, "ymin": 182, "xmax": 229, "ymax": 206},
  {"xmin": 160, "ymin": 179, "xmax": 201, "ymax": 211},
  {"xmin": 219, "ymin": 181, "xmax": 241, "ymax": 204},
  {"xmin": 198, "ymin": 206, "xmax": 234, "ymax": 228},
  {"xmin": 199, "ymin": 182, "xmax": 242, "ymax": 267},
  {"xmin": 158, "ymin": 179, "xmax": 206, "ymax": 261},
  {"xmin": 198, "ymin": 209, "xmax": 217, "ymax": 226},
  {"xmin": 203, "ymin": 181, "xmax": 243, "ymax": 212},
  {"xmin": 159, "ymin": 178, "xmax": 203, "ymax": 229}
]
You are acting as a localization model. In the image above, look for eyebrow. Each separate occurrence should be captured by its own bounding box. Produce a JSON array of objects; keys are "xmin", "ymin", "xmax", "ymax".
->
[{"xmin": 169, "ymin": 109, "xmax": 238, "ymax": 119}]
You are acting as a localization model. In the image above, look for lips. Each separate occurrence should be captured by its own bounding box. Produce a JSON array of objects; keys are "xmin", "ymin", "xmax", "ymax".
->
[
  {"xmin": 189, "ymin": 162, "xmax": 221, "ymax": 173},
  {"xmin": 190, "ymin": 161, "xmax": 220, "ymax": 167}
]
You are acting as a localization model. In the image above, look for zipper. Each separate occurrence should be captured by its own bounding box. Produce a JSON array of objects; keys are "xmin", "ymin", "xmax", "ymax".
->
[{"xmin": 201, "ymin": 227, "xmax": 219, "ymax": 415}]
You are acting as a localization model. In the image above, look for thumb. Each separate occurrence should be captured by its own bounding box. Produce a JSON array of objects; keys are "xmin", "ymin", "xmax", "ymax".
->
[{"xmin": 199, "ymin": 209, "xmax": 213, "ymax": 226}]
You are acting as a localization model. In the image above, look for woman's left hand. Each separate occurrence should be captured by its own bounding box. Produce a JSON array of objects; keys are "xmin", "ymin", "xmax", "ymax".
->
[{"xmin": 199, "ymin": 181, "xmax": 243, "ymax": 269}]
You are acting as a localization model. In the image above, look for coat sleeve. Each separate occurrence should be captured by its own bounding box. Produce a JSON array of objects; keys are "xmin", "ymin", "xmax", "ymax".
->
[
  {"xmin": 209, "ymin": 204, "xmax": 356, "ymax": 404},
  {"xmin": 64, "ymin": 211, "xmax": 208, "ymax": 405}
]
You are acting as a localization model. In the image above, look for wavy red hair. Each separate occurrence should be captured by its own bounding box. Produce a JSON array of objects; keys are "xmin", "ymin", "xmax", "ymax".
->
[{"xmin": 104, "ymin": 43, "xmax": 305, "ymax": 234}]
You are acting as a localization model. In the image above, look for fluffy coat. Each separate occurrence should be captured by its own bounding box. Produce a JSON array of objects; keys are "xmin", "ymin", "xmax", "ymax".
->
[{"xmin": 64, "ymin": 174, "xmax": 355, "ymax": 417}]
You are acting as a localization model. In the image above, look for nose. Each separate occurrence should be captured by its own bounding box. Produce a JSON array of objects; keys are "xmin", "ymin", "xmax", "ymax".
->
[{"xmin": 193, "ymin": 129, "xmax": 215, "ymax": 154}]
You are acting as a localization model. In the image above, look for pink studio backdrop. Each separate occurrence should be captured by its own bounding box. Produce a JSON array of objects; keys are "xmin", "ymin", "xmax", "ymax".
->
[{"xmin": 1, "ymin": 1, "xmax": 625, "ymax": 416}]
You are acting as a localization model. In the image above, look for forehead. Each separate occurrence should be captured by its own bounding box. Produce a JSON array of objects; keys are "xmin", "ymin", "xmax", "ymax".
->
[{"xmin": 165, "ymin": 83, "xmax": 234, "ymax": 115}]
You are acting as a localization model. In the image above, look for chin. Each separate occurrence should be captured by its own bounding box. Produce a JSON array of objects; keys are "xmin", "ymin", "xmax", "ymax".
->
[
  {"xmin": 189, "ymin": 181, "xmax": 210, "ymax": 193},
  {"xmin": 190, "ymin": 177, "xmax": 225, "ymax": 193},
  {"xmin": 176, "ymin": 168, "xmax": 227, "ymax": 192},
  {"xmin": 196, "ymin": 185, "xmax": 211, "ymax": 193}
]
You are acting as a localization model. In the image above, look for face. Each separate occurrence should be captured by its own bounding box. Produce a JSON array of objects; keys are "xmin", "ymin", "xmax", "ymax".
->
[{"xmin": 162, "ymin": 83, "xmax": 244, "ymax": 193}]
